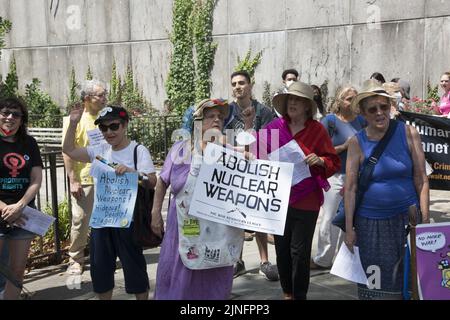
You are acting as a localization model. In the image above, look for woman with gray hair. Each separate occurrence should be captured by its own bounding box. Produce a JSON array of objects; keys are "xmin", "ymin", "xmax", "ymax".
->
[
  {"xmin": 311, "ymin": 86, "xmax": 365, "ymax": 270},
  {"xmin": 344, "ymin": 79, "xmax": 429, "ymax": 299}
]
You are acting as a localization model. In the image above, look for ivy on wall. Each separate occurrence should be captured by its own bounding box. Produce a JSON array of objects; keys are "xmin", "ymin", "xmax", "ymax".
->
[
  {"xmin": 165, "ymin": 0, "xmax": 196, "ymax": 116},
  {"xmin": 166, "ymin": 0, "xmax": 219, "ymax": 115},
  {"xmin": 234, "ymin": 48, "xmax": 263, "ymax": 83},
  {"xmin": 0, "ymin": 17, "xmax": 11, "ymax": 62},
  {"xmin": 193, "ymin": 0, "xmax": 218, "ymax": 102}
]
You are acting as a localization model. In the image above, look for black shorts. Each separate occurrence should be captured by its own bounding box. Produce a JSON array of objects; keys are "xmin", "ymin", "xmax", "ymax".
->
[{"xmin": 89, "ymin": 223, "xmax": 149, "ymax": 294}]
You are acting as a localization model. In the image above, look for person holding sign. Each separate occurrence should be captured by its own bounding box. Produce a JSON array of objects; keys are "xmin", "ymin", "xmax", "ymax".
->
[
  {"xmin": 63, "ymin": 105, "xmax": 156, "ymax": 300},
  {"xmin": 62, "ymin": 80, "xmax": 107, "ymax": 276},
  {"xmin": 344, "ymin": 79, "xmax": 430, "ymax": 299},
  {"xmin": 260, "ymin": 82, "xmax": 341, "ymax": 300},
  {"xmin": 0, "ymin": 97, "xmax": 43, "ymax": 300},
  {"xmin": 151, "ymin": 98, "xmax": 244, "ymax": 300}
]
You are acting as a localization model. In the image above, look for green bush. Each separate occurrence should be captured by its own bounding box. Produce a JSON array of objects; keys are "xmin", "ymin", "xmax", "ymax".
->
[
  {"xmin": 26, "ymin": 78, "xmax": 62, "ymax": 127},
  {"xmin": 43, "ymin": 198, "xmax": 71, "ymax": 244}
]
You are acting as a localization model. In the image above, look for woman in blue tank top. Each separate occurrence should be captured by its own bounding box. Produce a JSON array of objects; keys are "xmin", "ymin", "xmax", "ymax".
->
[{"xmin": 344, "ymin": 80, "xmax": 429, "ymax": 300}]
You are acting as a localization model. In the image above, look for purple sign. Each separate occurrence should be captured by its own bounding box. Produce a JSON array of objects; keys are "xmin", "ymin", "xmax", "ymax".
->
[{"xmin": 415, "ymin": 222, "xmax": 450, "ymax": 300}]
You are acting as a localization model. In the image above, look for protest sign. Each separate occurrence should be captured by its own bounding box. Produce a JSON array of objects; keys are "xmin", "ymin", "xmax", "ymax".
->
[
  {"xmin": 399, "ymin": 111, "xmax": 450, "ymax": 190},
  {"xmin": 189, "ymin": 143, "xmax": 293, "ymax": 235},
  {"xmin": 90, "ymin": 171, "xmax": 138, "ymax": 228},
  {"xmin": 414, "ymin": 222, "xmax": 450, "ymax": 300}
]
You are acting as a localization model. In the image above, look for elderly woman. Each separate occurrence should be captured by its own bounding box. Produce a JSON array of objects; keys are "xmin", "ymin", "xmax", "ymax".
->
[
  {"xmin": 344, "ymin": 80, "xmax": 429, "ymax": 300},
  {"xmin": 311, "ymin": 86, "xmax": 365, "ymax": 270},
  {"xmin": 63, "ymin": 105, "xmax": 157, "ymax": 300},
  {"xmin": 151, "ymin": 98, "xmax": 244, "ymax": 300},
  {"xmin": 258, "ymin": 82, "xmax": 340, "ymax": 300},
  {"xmin": 0, "ymin": 97, "xmax": 43, "ymax": 300}
]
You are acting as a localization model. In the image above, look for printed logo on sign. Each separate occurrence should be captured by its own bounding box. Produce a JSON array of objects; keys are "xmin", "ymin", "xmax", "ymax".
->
[{"xmin": 204, "ymin": 245, "xmax": 220, "ymax": 263}]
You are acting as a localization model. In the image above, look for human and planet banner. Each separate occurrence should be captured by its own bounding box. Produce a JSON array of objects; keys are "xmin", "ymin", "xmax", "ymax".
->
[{"xmin": 399, "ymin": 111, "xmax": 450, "ymax": 190}]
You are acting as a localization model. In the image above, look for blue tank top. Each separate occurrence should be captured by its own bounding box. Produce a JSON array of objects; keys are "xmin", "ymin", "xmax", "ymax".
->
[{"xmin": 356, "ymin": 121, "xmax": 418, "ymax": 219}]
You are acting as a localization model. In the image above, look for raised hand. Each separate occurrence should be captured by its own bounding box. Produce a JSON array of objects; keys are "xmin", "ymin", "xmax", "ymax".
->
[{"xmin": 69, "ymin": 103, "xmax": 84, "ymax": 124}]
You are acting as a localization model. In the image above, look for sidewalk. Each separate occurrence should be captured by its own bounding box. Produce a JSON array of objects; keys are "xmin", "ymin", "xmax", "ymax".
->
[{"xmin": 20, "ymin": 190, "xmax": 450, "ymax": 300}]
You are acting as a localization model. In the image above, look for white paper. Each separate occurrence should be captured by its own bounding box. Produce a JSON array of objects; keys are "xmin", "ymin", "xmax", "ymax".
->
[
  {"xmin": 87, "ymin": 128, "xmax": 106, "ymax": 147},
  {"xmin": 15, "ymin": 206, "xmax": 56, "ymax": 237},
  {"xmin": 330, "ymin": 244, "xmax": 368, "ymax": 285},
  {"xmin": 268, "ymin": 140, "xmax": 311, "ymax": 186},
  {"xmin": 89, "ymin": 159, "xmax": 115, "ymax": 179}
]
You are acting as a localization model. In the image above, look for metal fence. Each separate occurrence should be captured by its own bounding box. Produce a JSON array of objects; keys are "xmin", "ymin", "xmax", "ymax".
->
[{"xmin": 28, "ymin": 114, "xmax": 183, "ymax": 164}]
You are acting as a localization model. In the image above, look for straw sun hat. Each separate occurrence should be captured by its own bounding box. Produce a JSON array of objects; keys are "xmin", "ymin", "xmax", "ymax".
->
[
  {"xmin": 351, "ymin": 79, "xmax": 395, "ymax": 110},
  {"xmin": 272, "ymin": 81, "xmax": 317, "ymax": 117}
]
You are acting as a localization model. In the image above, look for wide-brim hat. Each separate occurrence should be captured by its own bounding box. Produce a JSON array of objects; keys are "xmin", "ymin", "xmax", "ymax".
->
[
  {"xmin": 351, "ymin": 79, "xmax": 395, "ymax": 110},
  {"xmin": 272, "ymin": 81, "xmax": 317, "ymax": 117},
  {"xmin": 193, "ymin": 98, "xmax": 229, "ymax": 121},
  {"xmin": 94, "ymin": 105, "xmax": 130, "ymax": 125}
]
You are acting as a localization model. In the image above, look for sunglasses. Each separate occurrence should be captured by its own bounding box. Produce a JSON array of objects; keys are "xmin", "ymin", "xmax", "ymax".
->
[
  {"xmin": 366, "ymin": 103, "xmax": 390, "ymax": 114},
  {"xmin": 0, "ymin": 110, "xmax": 23, "ymax": 119},
  {"xmin": 98, "ymin": 122, "xmax": 122, "ymax": 132}
]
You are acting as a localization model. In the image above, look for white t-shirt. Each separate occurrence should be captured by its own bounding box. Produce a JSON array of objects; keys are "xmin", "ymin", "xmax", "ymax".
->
[{"xmin": 86, "ymin": 141, "xmax": 155, "ymax": 174}]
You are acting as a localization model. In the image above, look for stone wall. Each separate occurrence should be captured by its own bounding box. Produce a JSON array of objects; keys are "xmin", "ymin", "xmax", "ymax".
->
[{"xmin": 1, "ymin": 0, "xmax": 449, "ymax": 110}]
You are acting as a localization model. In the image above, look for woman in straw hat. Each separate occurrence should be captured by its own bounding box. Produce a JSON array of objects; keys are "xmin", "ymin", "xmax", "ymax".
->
[
  {"xmin": 151, "ymin": 98, "xmax": 245, "ymax": 300},
  {"xmin": 258, "ymin": 82, "xmax": 340, "ymax": 299},
  {"xmin": 311, "ymin": 85, "xmax": 365, "ymax": 271},
  {"xmin": 344, "ymin": 79, "xmax": 429, "ymax": 299}
]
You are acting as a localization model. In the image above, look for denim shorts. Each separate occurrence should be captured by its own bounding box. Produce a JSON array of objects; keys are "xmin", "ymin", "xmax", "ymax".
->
[{"xmin": 0, "ymin": 226, "xmax": 36, "ymax": 240}]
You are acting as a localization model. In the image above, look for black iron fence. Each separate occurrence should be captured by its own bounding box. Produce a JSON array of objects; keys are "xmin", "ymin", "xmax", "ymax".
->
[{"xmin": 28, "ymin": 114, "xmax": 183, "ymax": 164}]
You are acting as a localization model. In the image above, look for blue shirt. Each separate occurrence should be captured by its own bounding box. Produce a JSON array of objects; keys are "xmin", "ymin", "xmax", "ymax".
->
[
  {"xmin": 321, "ymin": 114, "xmax": 365, "ymax": 173},
  {"xmin": 356, "ymin": 121, "xmax": 418, "ymax": 219}
]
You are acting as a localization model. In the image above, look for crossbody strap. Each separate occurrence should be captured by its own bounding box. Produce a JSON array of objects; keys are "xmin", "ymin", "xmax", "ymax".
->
[
  {"xmin": 133, "ymin": 144, "xmax": 139, "ymax": 170},
  {"xmin": 355, "ymin": 119, "xmax": 399, "ymax": 207}
]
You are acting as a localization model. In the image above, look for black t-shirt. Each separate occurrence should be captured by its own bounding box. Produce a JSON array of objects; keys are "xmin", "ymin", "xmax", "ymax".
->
[{"xmin": 0, "ymin": 135, "xmax": 43, "ymax": 205}]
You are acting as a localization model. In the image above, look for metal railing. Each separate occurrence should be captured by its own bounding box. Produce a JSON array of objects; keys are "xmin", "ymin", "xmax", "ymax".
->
[
  {"xmin": 29, "ymin": 114, "xmax": 183, "ymax": 164},
  {"xmin": 30, "ymin": 151, "xmax": 68, "ymax": 265}
]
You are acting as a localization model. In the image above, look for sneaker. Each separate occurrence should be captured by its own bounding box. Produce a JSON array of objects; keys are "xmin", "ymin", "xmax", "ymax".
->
[
  {"xmin": 66, "ymin": 261, "xmax": 83, "ymax": 275},
  {"xmin": 259, "ymin": 261, "xmax": 279, "ymax": 281},
  {"xmin": 233, "ymin": 260, "xmax": 246, "ymax": 278}
]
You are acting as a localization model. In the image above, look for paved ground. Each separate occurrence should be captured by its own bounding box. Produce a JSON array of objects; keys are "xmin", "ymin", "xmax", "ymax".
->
[{"xmin": 18, "ymin": 189, "xmax": 449, "ymax": 300}]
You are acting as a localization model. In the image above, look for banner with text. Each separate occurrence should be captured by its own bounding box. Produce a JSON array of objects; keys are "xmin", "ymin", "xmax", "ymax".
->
[
  {"xmin": 189, "ymin": 143, "xmax": 293, "ymax": 235},
  {"xmin": 90, "ymin": 172, "xmax": 138, "ymax": 228},
  {"xmin": 399, "ymin": 111, "xmax": 450, "ymax": 190},
  {"xmin": 414, "ymin": 222, "xmax": 450, "ymax": 300}
]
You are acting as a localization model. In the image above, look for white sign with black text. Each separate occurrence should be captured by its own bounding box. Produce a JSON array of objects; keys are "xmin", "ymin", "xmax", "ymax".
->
[{"xmin": 189, "ymin": 143, "xmax": 293, "ymax": 235}]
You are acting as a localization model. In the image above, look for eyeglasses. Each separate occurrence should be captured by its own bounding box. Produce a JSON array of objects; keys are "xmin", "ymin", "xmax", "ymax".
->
[
  {"xmin": 98, "ymin": 122, "xmax": 121, "ymax": 132},
  {"xmin": 366, "ymin": 103, "xmax": 390, "ymax": 114},
  {"xmin": 0, "ymin": 110, "xmax": 23, "ymax": 119}
]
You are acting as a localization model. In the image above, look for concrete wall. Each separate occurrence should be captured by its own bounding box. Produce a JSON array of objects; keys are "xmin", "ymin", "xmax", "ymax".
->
[{"xmin": 1, "ymin": 0, "xmax": 450, "ymax": 110}]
